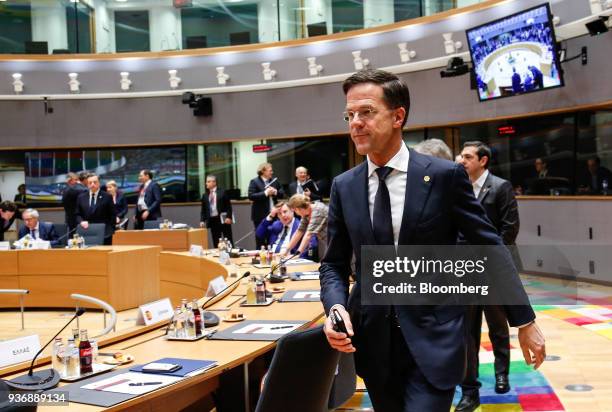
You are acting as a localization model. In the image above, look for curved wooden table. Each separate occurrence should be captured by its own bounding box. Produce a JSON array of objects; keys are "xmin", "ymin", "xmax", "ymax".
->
[{"xmin": 3, "ymin": 255, "xmax": 324, "ymax": 412}]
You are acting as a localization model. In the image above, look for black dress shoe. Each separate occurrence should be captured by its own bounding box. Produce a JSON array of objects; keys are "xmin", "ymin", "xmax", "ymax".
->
[
  {"xmin": 455, "ymin": 394, "xmax": 480, "ymax": 412},
  {"xmin": 495, "ymin": 374, "xmax": 510, "ymax": 394}
]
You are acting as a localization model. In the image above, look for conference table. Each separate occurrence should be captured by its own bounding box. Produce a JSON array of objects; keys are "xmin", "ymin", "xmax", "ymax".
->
[
  {"xmin": 112, "ymin": 228, "xmax": 208, "ymax": 251},
  {"xmin": 159, "ymin": 251, "xmax": 232, "ymax": 307},
  {"xmin": 3, "ymin": 254, "xmax": 325, "ymax": 412},
  {"xmin": 0, "ymin": 246, "xmax": 160, "ymax": 311}
]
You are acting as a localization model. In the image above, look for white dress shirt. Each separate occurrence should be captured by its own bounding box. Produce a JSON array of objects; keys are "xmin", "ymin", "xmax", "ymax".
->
[
  {"xmin": 138, "ymin": 180, "xmax": 151, "ymax": 211},
  {"xmin": 209, "ymin": 188, "xmax": 218, "ymax": 217},
  {"xmin": 472, "ymin": 169, "xmax": 489, "ymax": 198},
  {"xmin": 89, "ymin": 190, "xmax": 99, "ymax": 207},
  {"xmin": 367, "ymin": 142, "xmax": 409, "ymax": 245}
]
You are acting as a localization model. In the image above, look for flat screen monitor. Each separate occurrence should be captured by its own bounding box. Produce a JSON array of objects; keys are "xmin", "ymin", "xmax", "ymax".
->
[
  {"xmin": 307, "ymin": 22, "xmax": 328, "ymax": 37},
  {"xmin": 466, "ymin": 3, "xmax": 563, "ymax": 102},
  {"xmin": 25, "ymin": 41, "xmax": 48, "ymax": 55},
  {"xmin": 230, "ymin": 31, "xmax": 250, "ymax": 46},
  {"xmin": 186, "ymin": 36, "xmax": 207, "ymax": 49}
]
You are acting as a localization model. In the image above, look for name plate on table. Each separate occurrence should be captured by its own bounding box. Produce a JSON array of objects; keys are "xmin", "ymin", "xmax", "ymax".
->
[
  {"xmin": 189, "ymin": 244, "xmax": 203, "ymax": 256},
  {"xmin": 0, "ymin": 335, "xmax": 41, "ymax": 367},
  {"xmin": 205, "ymin": 276, "xmax": 227, "ymax": 297},
  {"xmin": 137, "ymin": 298, "xmax": 174, "ymax": 326},
  {"xmin": 0, "ymin": 241, "xmax": 9, "ymax": 250}
]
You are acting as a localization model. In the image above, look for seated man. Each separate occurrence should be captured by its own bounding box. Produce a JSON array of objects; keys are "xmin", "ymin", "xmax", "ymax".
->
[
  {"xmin": 255, "ymin": 201, "xmax": 315, "ymax": 258},
  {"xmin": 17, "ymin": 208, "xmax": 59, "ymax": 247}
]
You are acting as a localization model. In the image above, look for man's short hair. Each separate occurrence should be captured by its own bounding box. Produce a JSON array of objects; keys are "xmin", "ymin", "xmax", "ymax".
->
[
  {"xmin": 106, "ymin": 180, "xmax": 117, "ymax": 188},
  {"xmin": 88, "ymin": 173, "xmax": 100, "ymax": 181},
  {"xmin": 295, "ymin": 166, "xmax": 308, "ymax": 174},
  {"xmin": 23, "ymin": 208, "xmax": 39, "ymax": 219},
  {"xmin": 274, "ymin": 200, "xmax": 288, "ymax": 209},
  {"xmin": 257, "ymin": 163, "xmax": 272, "ymax": 176},
  {"xmin": 206, "ymin": 175, "xmax": 217, "ymax": 182},
  {"xmin": 288, "ymin": 194, "xmax": 310, "ymax": 210},
  {"xmin": 141, "ymin": 169, "xmax": 154, "ymax": 179},
  {"xmin": 463, "ymin": 140, "xmax": 492, "ymax": 169},
  {"xmin": 413, "ymin": 139, "xmax": 453, "ymax": 161},
  {"xmin": 78, "ymin": 171, "xmax": 90, "ymax": 182},
  {"xmin": 0, "ymin": 201, "xmax": 17, "ymax": 212},
  {"xmin": 342, "ymin": 69, "xmax": 411, "ymax": 127},
  {"xmin": 66, "ymin": 172, "xmax": 78, "ymax": 181}
]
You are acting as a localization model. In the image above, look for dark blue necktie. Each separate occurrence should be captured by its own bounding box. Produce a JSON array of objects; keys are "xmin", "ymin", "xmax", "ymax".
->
[
  {"xmin": 373, "ymin": 167, "xmax": 394, "ymax": 245},
  {"xmin": 275, "ymin": 225, "xmax": 289, "ymax": 253}
]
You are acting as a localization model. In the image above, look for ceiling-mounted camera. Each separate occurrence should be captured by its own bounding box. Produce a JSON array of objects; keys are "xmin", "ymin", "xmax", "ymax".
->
[
  {"xmin": 440, "ymin": 57, "xmax": 469, "ymax": 78},
  {"xmin": 181, "ymin": 92, "xmax": 213, "ymax": 117}
]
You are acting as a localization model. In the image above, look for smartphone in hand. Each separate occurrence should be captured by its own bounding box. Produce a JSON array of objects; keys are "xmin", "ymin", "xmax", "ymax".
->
[{"xmin": 331, "ymin": 308, "xmax": 348, "ymax": 335}]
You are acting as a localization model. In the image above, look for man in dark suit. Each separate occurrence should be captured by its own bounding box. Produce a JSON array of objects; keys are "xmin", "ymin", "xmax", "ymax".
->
[
  {"xmin": 320, "ymin": 69, "xmax": 545, "ymax": 411},
  {"xmin": 200, "ymin": 175, "xmax": 233, "ymax": 246},
  {"xmin": 255, "ymin": 201, "xmax": 315, "ymax": 257},
  {"xmin": 578, "ymin": 156, "xmax": 612, "ymax": 195},
  {"xmin": 14, "ymin": 184, "xmax": 27, "ymax": 208},
  {"xmin": 0, "ymin": 201, "xmax": 21, "ymax": 242},
  {"xmin": 287, "ymin": 166, "xmax": 321, "ymax": 201},
  {"xmin": 17, "ymin": 208, "xmax": 59, "ymax": 247},
  {"xmin": 76, "ymin": 174, "xmax": 116, "ymax": 244},
  {"xmin": 134, "ymin": 169, "xmax": 163, "ymax": 230},
  {"xmin": 456, "ymin": 141, "xmax": 521, "ymax": 411},
  {"xmin": 62, "ymin": 172, "xmax": 88, "ymax": 233},
  {"xmin": 248, "ymin": 162, "xmax": 284, "ymax": 248}
]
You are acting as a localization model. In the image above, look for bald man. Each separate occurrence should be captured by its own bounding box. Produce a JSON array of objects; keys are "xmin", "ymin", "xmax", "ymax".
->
[{"xmin": 287, "ymin": 166, "xmax": 321, "ymax": 201}]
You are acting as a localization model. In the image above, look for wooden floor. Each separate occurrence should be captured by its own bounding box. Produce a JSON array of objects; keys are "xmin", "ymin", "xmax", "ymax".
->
[{"xmin": 1, "ymin": 275, "xmax": 611, "ymax": 412}]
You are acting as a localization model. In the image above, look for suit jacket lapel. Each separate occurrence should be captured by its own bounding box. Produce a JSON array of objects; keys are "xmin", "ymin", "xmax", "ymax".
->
[
  {"xmin": 353, "ymin": 162, "xmax": 376, "ymax": 245},
  {"xmin": 478, "ymin": 174, "xmax": 493, "ymax": 202},
  {"xmin": 398, "ymin": 150, "xmax": 433, "ymax": 244}
]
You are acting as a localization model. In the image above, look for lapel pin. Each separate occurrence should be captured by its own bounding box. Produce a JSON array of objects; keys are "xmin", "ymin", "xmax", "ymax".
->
[{"xmin": 423, "ymin": 176, "xmax": 431, "ymax": 183}]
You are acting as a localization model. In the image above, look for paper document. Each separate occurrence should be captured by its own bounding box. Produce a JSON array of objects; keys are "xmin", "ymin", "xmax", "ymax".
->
[
  {"xmin": 81, "ymin": 372, "xmax": 181, "ymax": 395},
  {"xmin": 232, "ymin": 323, "xmax": 301, "ymax": 335},
  {"xmin": 293, "ymin": 291, "xmax": 320, "ymax": 299}
]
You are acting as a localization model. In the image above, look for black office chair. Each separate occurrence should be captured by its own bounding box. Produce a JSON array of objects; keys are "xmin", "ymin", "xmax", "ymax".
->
[
  {"xmin": 255, "ymin": 325, "xmax": 340, "ymax": 412},
  {"xmin": 76, "ymin": 223, "xmax": 105, "ymax": 246},
  {"xmin": 328, "ymin": 352, "xmax": 357, "ymax": 409},
  {"xmin": 52, "ymin": 222, "xmax": 68, "ymax": 248},
  {"xmin": 143, "ymin": 219, "xmax": 162, "ymax": 229}
]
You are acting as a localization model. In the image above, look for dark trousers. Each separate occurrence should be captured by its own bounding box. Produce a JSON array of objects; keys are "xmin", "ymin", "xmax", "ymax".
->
[
  {"xmin": 462, "ymin": 305, "xmax": 510, "ymax": 396},
  {"xmin": 362, "ymin": 320, "xmax": 455, "ymax": 412},
  {"xmin": 134, "ymin": 210, "xmax": 157, "ymax": 230},
  {"xmin": 209, "ymin": 216, "xmax": 233, "ymax": 247}
]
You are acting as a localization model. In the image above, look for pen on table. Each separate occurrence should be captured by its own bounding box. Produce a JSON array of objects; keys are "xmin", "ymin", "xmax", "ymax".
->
[
  {"xmin": 271, "ymin": 325, "xmax": 294, "ymax": 330},
  {"xmin": 129, "ymin": 382, "xmax": 163, "ymax": 386}
]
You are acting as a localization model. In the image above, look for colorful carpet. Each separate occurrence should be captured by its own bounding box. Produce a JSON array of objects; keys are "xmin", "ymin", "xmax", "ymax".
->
[{"xmin": 335, "ymin": 276, "xmax": 612, "ymax": 410}]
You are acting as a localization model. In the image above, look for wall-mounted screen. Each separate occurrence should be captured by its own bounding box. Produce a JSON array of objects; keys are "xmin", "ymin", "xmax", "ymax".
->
[{"xmin": 466, "ymin": 3, "xmax": 564, "ymax": 102}]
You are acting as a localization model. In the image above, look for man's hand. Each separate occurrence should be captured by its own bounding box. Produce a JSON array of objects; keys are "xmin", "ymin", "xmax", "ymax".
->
[
  {"xmin": 323, "ymin": 306, "xmax": 355, "ymax": 353},
  {"xmin": 142, "ymin": 211, "xmax": 149, "ymax": 220},
  {"xmin": 224, "ymin": 218, "xmax": 232, "ymax": 225},
  {"xmin": 80, "ymin": 221, "xmax": 89, "ymax": 230},
  {"xmin": 265, "ymin": 187, "xmax": 277, "ymax": 197},
  {"xmin": 518, "ymin": 322, "xmax": 546, "ymax": 369}
]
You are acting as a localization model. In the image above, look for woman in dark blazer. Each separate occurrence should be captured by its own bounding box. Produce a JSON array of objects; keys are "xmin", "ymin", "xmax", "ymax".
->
[{"xmin": 106, "ymin": 180, "xmax": 128, "ymax": 230}]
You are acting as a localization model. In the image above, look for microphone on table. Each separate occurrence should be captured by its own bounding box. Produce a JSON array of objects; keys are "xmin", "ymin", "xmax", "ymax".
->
[
  {"xmin": 164, "ymin": 271, "xmax": 251, "ymax": 333},
  {"xmin": 54, "ymin": 225, "xmax": 79, "ymax": 247},
  {"xmin": 267, "ymin": 251, "xmax": 301, "ymax": 283},
  {"xmin": 228, "ymin": 230, "xmax": 254, "ymax": 257},
  {"xmin": 5, "ymin": 308, "xmax": 86, "ymax": 391}
]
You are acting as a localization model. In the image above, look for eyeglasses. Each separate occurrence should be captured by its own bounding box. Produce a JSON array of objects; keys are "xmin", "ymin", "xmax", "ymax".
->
[{"xmin": 342, "ymin": 107, "xmax": 381, "ymax": 123}]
